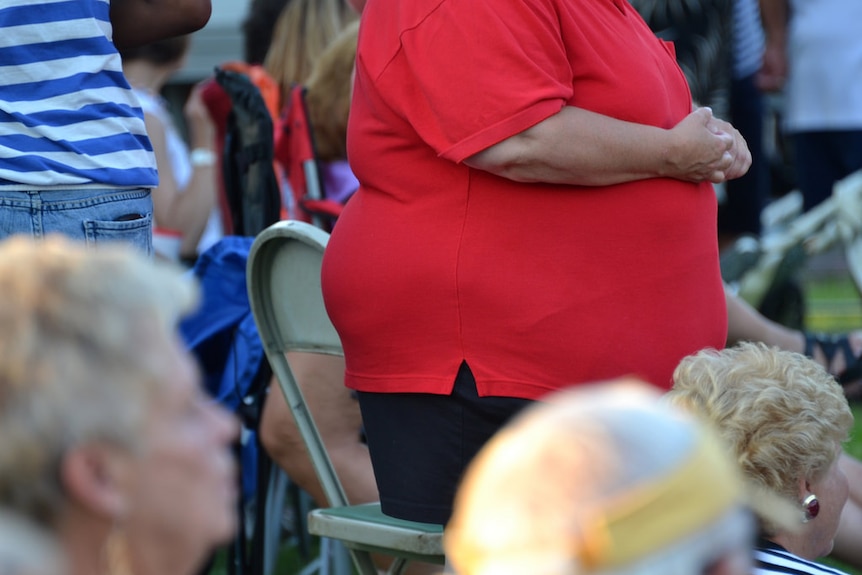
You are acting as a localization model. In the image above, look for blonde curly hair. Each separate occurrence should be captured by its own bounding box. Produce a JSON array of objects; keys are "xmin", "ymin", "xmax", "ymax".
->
[
  {"xmin": 667, "ymin": 342, "xmax": 852, "ymax": 526},
  {"xmin": 0, "ymin": 236, "xmax": 198, "ymax": 526}
]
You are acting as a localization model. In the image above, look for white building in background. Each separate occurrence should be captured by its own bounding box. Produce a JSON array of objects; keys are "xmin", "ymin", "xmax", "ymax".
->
[{"xmin": 174, "ymin": 0, "xmax": 253, "ymax": 84}]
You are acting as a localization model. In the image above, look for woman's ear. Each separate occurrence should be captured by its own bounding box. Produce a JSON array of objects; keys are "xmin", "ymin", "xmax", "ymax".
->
[
  {"xmin": 796, "ymin": 474, "xmax": 811, "ymax": 501},
  {"xmin": 59, "ymin": 443, "xmax": 131, "ymax": 520}
]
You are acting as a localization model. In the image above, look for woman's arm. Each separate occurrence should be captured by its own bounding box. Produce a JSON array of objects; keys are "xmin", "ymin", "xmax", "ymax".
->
[
  {"xmin": 464, "ymin": 106, "xmax": 751, "ymax": 187},
  {"xmin": 110, "ymin": 0, "xmax": 212, "ymax": 49},
  {"xmin": 144, "ymin": 93, "xmax": 216, "ymax": 254},
  {"xmin": 725, "ymin": 285, "xmax": 803, "ymax": 350}
]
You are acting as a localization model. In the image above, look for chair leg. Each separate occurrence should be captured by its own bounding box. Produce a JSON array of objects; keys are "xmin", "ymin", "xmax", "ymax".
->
[
  {"xmin": 298, "ymin": 558, "xmax": 324, "ymax": 575},
  {"xmin": 386, "ymin": 557, "xmax": 408, "ymax": 575},
  {"xmin": 263, "ymin": 466, "xmax": 289, "ymax": 575},
  {"xmin": 293, "ymin": 482, "xmax": 315, "ymax": 558},
  {"xmin": 349, "ymin": 551, "xmax": 378, "ymax": 575},
  {"xmin": 320, "ymin": 539, "xmax": 355, "ymax": 575},
  {"xmin": 228, "ymin": 442, "xmax": 248, "ymax": 575}
]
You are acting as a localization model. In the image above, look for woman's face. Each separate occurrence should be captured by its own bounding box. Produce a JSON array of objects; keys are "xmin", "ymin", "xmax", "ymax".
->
[
  {"xmin": 803, "ymin": 447, "xmax": 849, "ymax": 558},
  {"xmin": 123, "ymin": 335, "xmax": 239, "ymax": 561}
]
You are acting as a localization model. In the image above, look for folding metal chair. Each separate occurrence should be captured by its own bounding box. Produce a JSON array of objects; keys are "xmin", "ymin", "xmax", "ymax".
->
[{"xmin": 246, "ymin": 220, "xmax": 445, "ymax": 575}]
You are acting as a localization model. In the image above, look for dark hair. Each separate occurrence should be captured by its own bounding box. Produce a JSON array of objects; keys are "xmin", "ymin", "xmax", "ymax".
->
[
  {"xmin": 242, "ymin": 0, "xmax": 292, "ymax": 64},
  {"xmin": 119, "ymin": 35, "xmax": 191, "ymax": 65}
]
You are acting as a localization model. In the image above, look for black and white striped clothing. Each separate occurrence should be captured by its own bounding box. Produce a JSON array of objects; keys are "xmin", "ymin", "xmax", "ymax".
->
[{"xmin": 754, "ymin": 540, "xmax": 849, "ymax": 575}]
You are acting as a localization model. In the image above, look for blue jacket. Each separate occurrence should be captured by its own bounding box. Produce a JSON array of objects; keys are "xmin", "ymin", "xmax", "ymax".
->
[{"xmin": 180, "ymin": 236, "xmax": 266, "ymax": 498}]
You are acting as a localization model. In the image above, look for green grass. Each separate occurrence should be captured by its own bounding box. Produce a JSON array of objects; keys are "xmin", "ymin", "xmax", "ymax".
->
[
  {"xmin": 804, "ymin": 276, "xmax": 862, "ymax": 333},
  {"xmin": 803, "ymin": 270, "xmax": 862, "ymax": 575}
]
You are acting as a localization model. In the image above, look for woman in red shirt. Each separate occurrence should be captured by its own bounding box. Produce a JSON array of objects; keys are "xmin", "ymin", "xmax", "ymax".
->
[{"xmin": 323, "ymin": 0, "xmax": 750, "ymax": 526}]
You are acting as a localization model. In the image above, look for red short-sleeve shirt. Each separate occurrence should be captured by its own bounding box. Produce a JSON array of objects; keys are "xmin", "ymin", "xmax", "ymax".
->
[{"xmin": 321, "ymin": 0, "xmax": 727, "ymax": 399}]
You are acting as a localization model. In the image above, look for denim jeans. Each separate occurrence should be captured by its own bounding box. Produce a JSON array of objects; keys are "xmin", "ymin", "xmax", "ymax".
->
[{"xmin": 0, "ymin": 188, "xmax": 153, "ymax": 255}]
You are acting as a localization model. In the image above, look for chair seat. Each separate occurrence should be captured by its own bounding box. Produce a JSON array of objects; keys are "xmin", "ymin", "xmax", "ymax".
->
[{"xmin": 308, "ymin": 503, "xmax": 444, "ymax": 563}]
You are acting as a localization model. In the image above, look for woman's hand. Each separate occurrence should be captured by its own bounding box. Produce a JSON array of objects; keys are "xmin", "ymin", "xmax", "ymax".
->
[
  {"xmin": 665, "ymin": 107, "xmax": 751, "ymax": 184},
  {"xmin": 184, "ymin": 82, "xmax": 216, "ymax": 151},
  {"xmin": 758, "ymin": 42, "xmax": 788, "ymax": 92},
  {"xmin": 708, "ymin": 113, "xmax": 752, "ymax": 181}
]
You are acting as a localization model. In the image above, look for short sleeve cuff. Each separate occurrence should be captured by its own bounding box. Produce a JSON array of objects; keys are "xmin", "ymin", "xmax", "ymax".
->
[{"xmin": 440, "ymin": 99, "xmax": 565, "ymax": 164}]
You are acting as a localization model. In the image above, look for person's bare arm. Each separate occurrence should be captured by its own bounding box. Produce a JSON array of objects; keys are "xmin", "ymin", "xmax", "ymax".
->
[
  {"xmin": 143, "ymin": 109, "xmax": 215, "ymax": 246},
  {"xmin": 464, "ymin": 106, "xmax": 750, "ymax": 187},
  {"xmin": 758, "ymin": 0, "xmax": 789, "ymax": 92},
  {"xmin": 725, "ymin": 285, "xmax": 803, "ymax": 349},
  {"xmin": 110, "ymin": 0, "xmax": 212, "ymax": 49}
]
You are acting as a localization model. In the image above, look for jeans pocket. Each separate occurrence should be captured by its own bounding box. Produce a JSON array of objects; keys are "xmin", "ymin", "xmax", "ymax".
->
[{"xmin": 83, "ymin": 212, "xmax": 153, "ymax": 256}]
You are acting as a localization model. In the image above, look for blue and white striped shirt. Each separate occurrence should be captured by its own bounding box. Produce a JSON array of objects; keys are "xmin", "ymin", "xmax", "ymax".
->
[{"xmin": 0, "ymin": 0, "xmax": 158, "ymax": 189}]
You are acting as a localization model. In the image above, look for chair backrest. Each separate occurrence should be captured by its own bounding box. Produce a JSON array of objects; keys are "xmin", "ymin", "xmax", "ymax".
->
[
  {"xmin": 209, "ymin": 67, "xmax": 283, "ymax": 237},
  {"xmin": 246, "ymin": 220, "xmax": 349, "ymax": 510},
  {"xmin": 275, "ymin": 85, "xmax": 345, "ymax": 230}
]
